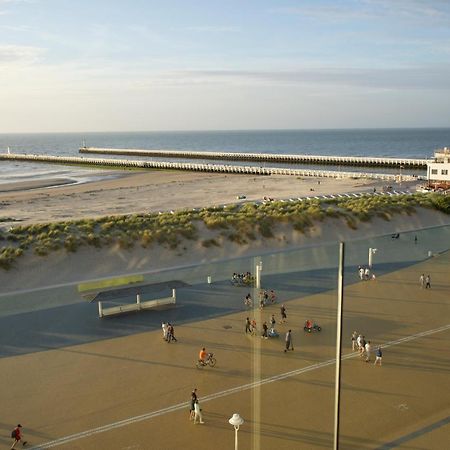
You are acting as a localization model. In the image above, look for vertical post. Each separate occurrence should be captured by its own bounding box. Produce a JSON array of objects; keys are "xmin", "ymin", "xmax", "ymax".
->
[
  {"xmin": 172, "ymin": 289, "xmax": 176, "ymax": 301},
  {"xmin": 98, "ymin": 301, "xmax": 103, "ymax": 318},
  {"xmin": 255, "ymin": 261, "xmax": 262, "ymax": 289},
  {"xmin": 333, "ymin": 242, "xmax": 345, "ymax": 450},
  {"xmin": 136, "ymin": 293, "xmax": 141, "ymax": 309},
  {"xmin": 368, "ymin": 247, "xmax": 373, "ymax": 269},
  {"xmin": 234, "ymin": 427, "xmax": 238, "ymax": 450}
]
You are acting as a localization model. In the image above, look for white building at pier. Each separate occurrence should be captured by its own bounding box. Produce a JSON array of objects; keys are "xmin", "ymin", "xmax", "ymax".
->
[{"xmin": 427, "ymin": 147, "xmax": 450, "ymax": 187}]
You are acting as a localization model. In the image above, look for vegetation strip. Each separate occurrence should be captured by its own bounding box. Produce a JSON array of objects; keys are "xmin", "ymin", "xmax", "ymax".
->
[{"xmin": 1, "ymin": 193, "xmax": 449, "ymax": 270}]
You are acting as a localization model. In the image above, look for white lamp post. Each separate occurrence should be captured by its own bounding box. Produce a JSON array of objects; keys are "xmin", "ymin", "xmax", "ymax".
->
[
  {"xmin": 368, "ymin": 247, "xmax": 377, "ymax": 269},
  {"xmin": 229, "ymin": 413, "xmax": 244, "ymax": 450}
]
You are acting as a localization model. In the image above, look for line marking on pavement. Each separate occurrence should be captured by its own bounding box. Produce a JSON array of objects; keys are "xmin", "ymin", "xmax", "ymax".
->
[{"xmin": 29, "ymin": 323, "xmax": 450, "ymax": 449}]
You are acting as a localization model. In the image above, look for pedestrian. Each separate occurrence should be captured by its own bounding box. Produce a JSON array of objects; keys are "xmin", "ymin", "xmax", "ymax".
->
[
  {"xmin": 284, "ymin": 330, "xmax": 294, "ymax": 352},
  {"xmin": 189, "ymin": 389, "xmax": 197, "ymax": 420},
  {"xmin": 251, "ymin": 319, "xmax": 257, "ymax": 335},
  {"xmin": 364, "ymin": 267, "xmax": 370, "ymax": 280},
  {"xmin": 245, "ymin": 317, "xmax": 252, "ymax": 334},
  {"xmin": 259, "ymin": 297, "xmax": 264, "ymax": 310},
  {"xmin": 425, "ymin": 274, "xmax": 431, "ymax": 289},
  {"xmin": 167, "ymin": 323, "xmax": 178, "ymax": 342},
  {"xmin": 261, "ymin": 321, "xmax": 268, "ymax": 339},
  {"xmin": 374, "ymin": 347, "xmax": 383, "ymax": 366},
  {"xmin": 351, "ymin": 331, "xmax": 358, "ymax": 351},
  {"xmin": 356, "ymin": 334, "xmax": 362, "ymax": 351},
  {"xmin": 419, "ymin": 274, "xmax": 425, "ymax": 289},
  {"xmin": 193, "ymin": 399, "xmax": 205, "ymax": 424},
  {"xmin": 269, "ymin": 314, "xmax": 276, "ymax": 330},
  {"xmin": 162, "ymin": 322, "xmax": 168, "ymax": 341},
  {"xmin": 414, "ymin": 235, "xmax": 418, "ymax": 244},
  {"xmin": 244, "ymin": 293, "xmax": 252, "ymax": 308},
  {"xmin": 280, "ymin": 304, "xmax": 287, "ymax": 323},
  {"xmin": 359, "ymin": 336, "xmax": 366, "ymax": 357},
  {"xmin": 365, "ymin": 341, "xmax": 372, "ymax": 362},
  {"xmin": 358, "ymin": 266, "xmax": 364, "ymax": 280},
  {"xmin": 10, "ymin": 424, "xmax": 27, "ymax": 449}
]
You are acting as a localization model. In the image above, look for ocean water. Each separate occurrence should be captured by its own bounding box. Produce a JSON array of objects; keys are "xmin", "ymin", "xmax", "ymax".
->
[{"xmin": 1, "ymin": 128, "xmax": 450, "ymax": 184}]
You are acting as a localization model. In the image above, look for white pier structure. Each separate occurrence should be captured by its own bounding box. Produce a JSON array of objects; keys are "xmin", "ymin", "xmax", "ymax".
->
[
  {"xmin": 0, "ymin": 152, "xmax": 424, "ymax": 181},
  {"xmin": 79, "ymin": 147, "xmax": 429, "ymax": 169}
]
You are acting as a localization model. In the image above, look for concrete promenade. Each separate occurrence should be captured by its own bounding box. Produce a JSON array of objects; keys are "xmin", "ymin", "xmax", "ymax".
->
[{"xmin": 0, "ymin": 250, "xmax": 449, "ymax": 449}]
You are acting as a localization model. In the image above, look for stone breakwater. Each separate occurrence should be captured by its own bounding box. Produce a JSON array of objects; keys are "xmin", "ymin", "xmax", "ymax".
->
[
  {"xmin": 80, "ymin": 147, "xmax": 429, "ymax": 169},
  {"xmin": 0, "ymin": 153, "xmax": 423, "ymax": 181}
]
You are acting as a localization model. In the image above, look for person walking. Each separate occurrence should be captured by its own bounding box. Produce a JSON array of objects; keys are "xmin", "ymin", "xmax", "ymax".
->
[
  {"xmin": 374, "ymin": 347, "xmax": 383, "ymax": 366},
  {"xmin": 358, "ymin": 266, "xmax": 364, "ymax": 280},
  {"xmin": 425, "ymin": 274, "xmax": 431, "ymax": 289},
  {"xmin": 251, "ymin": 319, "xmax": 257, "ymax": 336},
  {"xmin": 245, "ymin": 317, "xmax": 252, "ymax": 334},
  {"xmin": 419, "ymin": 274, "xmax": 425, "ymax": 289},
  {"xmin": 189, "ymin": 389, "xmax": 198, "ymax": 420},
  {"xmin": 261, "ymin": 321, "xmax": 268, "ymax": 339},
  {"xmin": 365, "ymin": 341, "xmax": 372, "ymax": 362},
  {"xmin": 280, "ymin": 304, "xmax": 287, "ymax": 323},
  {"xmin": 269, "ymin": 314, "xmax": 276, "ymax": 331},
  {"xmin": 359, "ymin": 336, "xmax": 367, "ymax": 357},
  {"xmin": 167, "ymin": 323, "xmax": 178, "ymax": 343},
  {"xmin": 10, "ymin": 424, "xmax": 27, "ymax": 449},
  {"xmin": 284, "ymin": 330, "xmax": 294, "ymax": 352},
  {"xmin": 351, "ymin": 331, "xmax": 358, "ymax": 351},
  {"xmin": 193, "ymin": 399, "xmax": 205, "ymax": 424}
]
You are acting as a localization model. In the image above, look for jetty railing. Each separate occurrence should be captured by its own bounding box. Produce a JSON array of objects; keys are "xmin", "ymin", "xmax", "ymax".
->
[
  {"xmin": 0, "ymin": 153, "xmax": 423, "ymax": 181},
  {"xmin": 79, "ymin": 147, "xmax": 429, "ymax": 169}
]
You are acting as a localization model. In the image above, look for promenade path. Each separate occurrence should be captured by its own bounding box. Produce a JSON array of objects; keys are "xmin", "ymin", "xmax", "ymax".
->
[{"xmin": 0, "ymin": 250, "xmax": 449, "ymax": 449}]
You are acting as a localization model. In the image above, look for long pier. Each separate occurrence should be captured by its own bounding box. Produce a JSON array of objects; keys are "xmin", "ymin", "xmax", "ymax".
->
[
  {"xmin": 79, "ymin": 147, "xmax": 429, "ymax": 169},
  {"xmin": 0, "ymin": 153, "xmax": 423, "ymax": 181}
]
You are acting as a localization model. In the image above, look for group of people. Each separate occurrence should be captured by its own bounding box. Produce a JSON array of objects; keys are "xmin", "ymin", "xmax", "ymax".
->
[
  {"xmin": 161, "ymin": 322, "xmax": 178, "ymax": 343},
  {"xmin": 351, "ymin": 331, "xmax": 382, "ymax": 365},
  {"xmin": 189, "ymin": 388, "xmax": 204, "ymax": 424},
  {"xmin": 231, "ymin": 272, "xmax": 255, "ymax": 286},
  {"xmin": 243, "ymin": 289, "xmax": 277, "ymax": 309},
  {"xmin": 358, "ymin": 266, "xmax": 375, "ymax": 281},
  {"xmin": 245, "ymin": 305, "xmax": 288, "ymax": 342},
  {"xmin": 419, "ymin": 274, "xmax": 431, "ymax": 289}
]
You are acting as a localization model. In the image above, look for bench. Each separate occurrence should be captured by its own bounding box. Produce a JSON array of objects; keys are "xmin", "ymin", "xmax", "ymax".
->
[{"xmin": 98, "ymin": 289, "xmax": 176, "ymax": 318}]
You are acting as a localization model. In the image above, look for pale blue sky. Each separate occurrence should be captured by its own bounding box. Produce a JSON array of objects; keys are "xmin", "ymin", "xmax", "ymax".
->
[{"xmin": 1, "ymin": 0, "xmax": 450, "ymax": 132}]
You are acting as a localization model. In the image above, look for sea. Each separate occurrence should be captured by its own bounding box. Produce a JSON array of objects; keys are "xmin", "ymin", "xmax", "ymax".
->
[{"xmin": 1, "ymin": 128, "xmax": 450, "ymax": 186}]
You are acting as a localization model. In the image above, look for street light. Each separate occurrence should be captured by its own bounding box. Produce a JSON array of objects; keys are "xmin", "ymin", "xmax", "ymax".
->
[
  {"xmin": 399, "ymin": 165, "xmax": 404, "ymax": 187},
  {"xmin": 368, "ymin": 247, "xmax": 377, "ymax": 269},
  {"xmin": 229, "ymin": 413, "xmax": 244, "ymax": 450}
]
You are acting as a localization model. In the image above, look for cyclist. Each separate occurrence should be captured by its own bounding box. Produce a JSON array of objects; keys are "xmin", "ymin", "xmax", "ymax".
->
[{"xmin": 198, "ymin": 347, "xmax": 207, "ymax": 366}]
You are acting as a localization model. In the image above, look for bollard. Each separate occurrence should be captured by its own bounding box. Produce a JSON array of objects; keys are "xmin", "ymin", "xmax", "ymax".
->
[
  {"xmin": 137, "ymin": 293, "xmax": 141, "ymax": 309},
  {"xmin": 98, "ymin": 301, "xmax": 103, "ymax": 318},
  {"xmin": 207, "ymin": 276, "xmax": 212, "ymax": 284},
  {"xmin": 428, "ymin": 251, "xmax": 432, "ymax": 257}
]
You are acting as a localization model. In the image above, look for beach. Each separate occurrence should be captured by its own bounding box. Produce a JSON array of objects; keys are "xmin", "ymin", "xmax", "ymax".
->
[{"xmin": 0, "ymin": 168, "xmax": 406, "ymax": 227}]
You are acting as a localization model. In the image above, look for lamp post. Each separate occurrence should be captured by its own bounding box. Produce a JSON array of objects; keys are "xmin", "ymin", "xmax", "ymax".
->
[
  {"xmin": 368, "ymin": 247, "xmax": 377, "ymax": 269},
  {"xmin": 229, "ymin": 413, "xmax": 244, "ymax": 450},
  {"xmin": 399, "ymin": 165, "xmax": 404, "ymax": 187}
]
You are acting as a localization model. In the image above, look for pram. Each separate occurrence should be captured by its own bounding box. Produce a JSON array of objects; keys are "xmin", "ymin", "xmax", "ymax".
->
[{"xmin": 268, "ymin": 328, "xmax": 279, "ymax": 338}]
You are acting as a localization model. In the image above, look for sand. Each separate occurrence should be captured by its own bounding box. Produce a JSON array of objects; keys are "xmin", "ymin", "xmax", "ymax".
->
[
  {"xmin": 1, "ymin": 167, "xmax": 450, "ymax": 449},
  {"xmin": 0, "ymin": 168, "xmax": 407, "ymax": 227}
]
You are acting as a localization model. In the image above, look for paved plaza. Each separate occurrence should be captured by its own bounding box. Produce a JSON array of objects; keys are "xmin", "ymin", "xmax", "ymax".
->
[{"xmin": 0, "ymin": 248, "xmax": 449, "ymax": 449}]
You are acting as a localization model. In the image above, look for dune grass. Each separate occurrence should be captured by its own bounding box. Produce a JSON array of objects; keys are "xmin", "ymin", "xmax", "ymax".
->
[{"xmin": 1, "ymin": 193, "xmax": 448, "ymax": 270}]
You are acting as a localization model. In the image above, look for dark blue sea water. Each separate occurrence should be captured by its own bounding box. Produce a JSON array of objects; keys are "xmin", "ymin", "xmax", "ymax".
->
[{"xmin": 1, "ymin": 128, "xmax": 450, "ymax": 184}]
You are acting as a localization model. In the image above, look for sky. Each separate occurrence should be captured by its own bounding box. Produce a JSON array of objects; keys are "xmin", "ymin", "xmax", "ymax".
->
[{"xmin": 1, "ymin": 0, "xmax": 450, "ymax": 132}]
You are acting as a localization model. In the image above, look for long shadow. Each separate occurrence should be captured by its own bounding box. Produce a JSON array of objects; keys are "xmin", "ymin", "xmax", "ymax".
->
[{"xmin": 0, "ymin": 256, "xmax": 438, "ymax": 359}]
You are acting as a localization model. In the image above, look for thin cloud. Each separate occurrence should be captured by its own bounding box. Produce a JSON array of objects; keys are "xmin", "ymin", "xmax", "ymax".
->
[
  {"xmin": 0, "ymin": 44, "xmax": 45, "ymax": 64},
  {"xmin": 184, "ymin": 25, "xmax": 239, "ymax": 33}
]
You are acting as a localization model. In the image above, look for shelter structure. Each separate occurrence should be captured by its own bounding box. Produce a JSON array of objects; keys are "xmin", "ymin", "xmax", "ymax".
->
[{"xmin": 427, "ymin": 147, "xmax": 450, "ymax": 189}]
